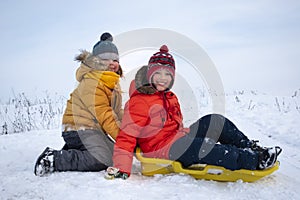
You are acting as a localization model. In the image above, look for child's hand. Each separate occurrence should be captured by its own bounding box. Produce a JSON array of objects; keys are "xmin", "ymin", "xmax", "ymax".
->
[{"xmin": 105, "ymin": 167, "xmax": 129, "ymax": 180}]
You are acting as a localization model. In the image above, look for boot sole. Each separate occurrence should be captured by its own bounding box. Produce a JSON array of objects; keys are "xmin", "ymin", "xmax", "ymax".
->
[
  {"xmin": 261, "ymin": 146, "xmax": 282, "ymax": 169},
  {"xmin": 34, "ymin": 147, "xmax": 51, "ymax": 176}
]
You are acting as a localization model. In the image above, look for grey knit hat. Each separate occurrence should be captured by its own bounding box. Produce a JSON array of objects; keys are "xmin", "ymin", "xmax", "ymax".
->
[{"xmin": 92, "ymin": 32, "xmax": 119, "ymax": 61}]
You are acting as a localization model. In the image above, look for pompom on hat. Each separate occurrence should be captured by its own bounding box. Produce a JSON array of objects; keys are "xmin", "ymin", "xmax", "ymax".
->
[
  {"xmin": 92, "ymin": 32, "xmax": 119, "ymax": 61},
  {"xmin": 146, "ymin": 45, "xmax": 176, "ymax": 85}
]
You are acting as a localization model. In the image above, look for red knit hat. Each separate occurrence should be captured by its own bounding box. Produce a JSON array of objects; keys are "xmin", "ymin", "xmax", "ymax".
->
[{"xmin": 147, "ymin": 45, "xmax": 175, "ymax": 83}]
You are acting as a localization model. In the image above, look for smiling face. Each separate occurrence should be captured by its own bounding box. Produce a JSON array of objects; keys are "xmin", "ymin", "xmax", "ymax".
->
[
  {"xmin": 101, "ymin": 59, "xmax": 120, "ymax": 73},
  {"xmin": 151, "ymin": 68, "xmax": 173, "ymax": 91},
  {"xmin": 108, "ymin": 60, "xmax": 120, "ymax": 73}
]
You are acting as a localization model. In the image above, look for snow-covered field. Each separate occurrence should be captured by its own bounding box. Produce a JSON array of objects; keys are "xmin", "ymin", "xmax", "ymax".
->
[{"xmin": 1, "ymin": 91, "xmax": 300, "ymax": 200}]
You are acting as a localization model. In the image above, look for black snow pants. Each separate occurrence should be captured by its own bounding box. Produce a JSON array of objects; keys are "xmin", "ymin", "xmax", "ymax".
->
[
  {"xmin": 169, "ymin": 114, "xmax": 258, "ymax": 170},
  {"xmin": 53, "ymin": 129, "xmax": 114, "ymax": 172}
]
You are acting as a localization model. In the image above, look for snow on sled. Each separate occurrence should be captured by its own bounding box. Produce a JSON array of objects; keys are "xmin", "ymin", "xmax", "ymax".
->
[{"xmin": 135, "ymin": 148, "xmax": 279, "ymax": 182}]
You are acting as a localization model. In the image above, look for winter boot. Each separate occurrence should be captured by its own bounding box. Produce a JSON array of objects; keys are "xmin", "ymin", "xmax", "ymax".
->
[
  {"xmin": 34, "ymin": 147, "xmax": 55, "ymax": 176},
  {"xmin": 258, "ymin": 146, "xmax": 282, "ymax": 170}
]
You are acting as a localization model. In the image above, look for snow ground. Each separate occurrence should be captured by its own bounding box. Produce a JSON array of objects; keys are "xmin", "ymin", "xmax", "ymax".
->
[{"xmin": 1, "ymin": 92, "xmax": 300, "ymax": 200}]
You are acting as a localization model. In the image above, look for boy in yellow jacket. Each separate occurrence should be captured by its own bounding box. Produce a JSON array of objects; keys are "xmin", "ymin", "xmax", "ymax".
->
[{"xmin": 34, "ymin": 32, "xmax": 123, "ymax": 176}]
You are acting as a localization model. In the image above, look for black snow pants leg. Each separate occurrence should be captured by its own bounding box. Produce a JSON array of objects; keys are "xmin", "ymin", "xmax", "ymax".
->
[
  {"xmin": 189, "ymin": 114, "xmax": 252, "ymax": 148},
  {"xmin": 53, "ymin": 129, "xmax": 114, "ymax": 172},
  {"xmin": 169, "ymin": 114, "xmax": 258, "ymax": 170}
]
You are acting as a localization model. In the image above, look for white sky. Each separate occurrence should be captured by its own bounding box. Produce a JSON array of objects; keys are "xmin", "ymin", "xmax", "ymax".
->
[{"xmin": 0, "ymin": 0, "xmax": 300, "ymax": 101}]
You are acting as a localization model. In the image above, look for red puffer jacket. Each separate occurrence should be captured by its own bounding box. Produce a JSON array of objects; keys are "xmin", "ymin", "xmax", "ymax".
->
[{"xmin": 113, "ymin": 66, "xmax": 189, "ymax": 175}]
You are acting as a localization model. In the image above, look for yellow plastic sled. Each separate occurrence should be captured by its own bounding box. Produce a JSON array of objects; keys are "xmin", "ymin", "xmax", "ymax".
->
[{"xmin": 135, "ymin": 148, "xmax": 279, "ymax": 182}]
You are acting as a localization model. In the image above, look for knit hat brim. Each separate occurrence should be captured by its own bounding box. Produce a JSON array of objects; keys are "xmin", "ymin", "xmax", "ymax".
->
[
  {"xmin": 146, "ymin": 64, "xmax": 175, "ymax": 82},
  {"xmin": 97, "ymin": 52, "xmax": 119, "ymax": 61}
]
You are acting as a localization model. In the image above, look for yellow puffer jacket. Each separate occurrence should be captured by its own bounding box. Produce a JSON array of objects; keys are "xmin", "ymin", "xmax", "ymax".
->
[{"xmin": 62, "ymin": 51, "xmax": 123, "ymax": 140}]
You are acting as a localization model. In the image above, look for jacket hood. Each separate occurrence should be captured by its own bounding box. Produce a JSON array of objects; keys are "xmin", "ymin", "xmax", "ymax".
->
[
  {"xmin": 133, "ymin": 65, "xmax": 156, "ymax": 95},
  {"xmin": 75, "ymin": 50, "xmax": 123, "ymax": 81}
]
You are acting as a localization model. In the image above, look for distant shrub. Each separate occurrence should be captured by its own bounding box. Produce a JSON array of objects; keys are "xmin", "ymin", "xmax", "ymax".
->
[{"xmin": 0, "ymin": 91, "xmax": 66, "ymax": 134}]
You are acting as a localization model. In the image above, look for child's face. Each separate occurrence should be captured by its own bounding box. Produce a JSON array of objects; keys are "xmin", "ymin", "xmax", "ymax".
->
[
  {"xmin": 104, "ymin": 59, "xmax": 120, "ymax": 73},
  {"xmin": 151, "ymin": 68, "xmax": 173, "ymax": 91}
]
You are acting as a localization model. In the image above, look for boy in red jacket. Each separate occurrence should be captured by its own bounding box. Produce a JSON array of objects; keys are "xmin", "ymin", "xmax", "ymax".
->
[{"xmin": 106, "ymin": 45, "xmax": 281, "ymax": 179}]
